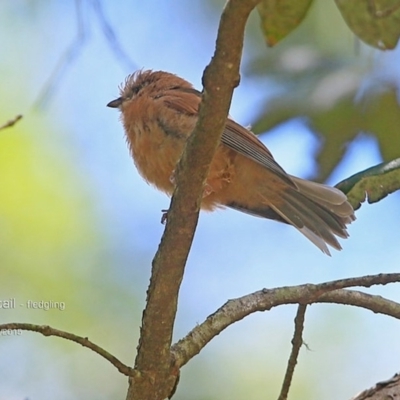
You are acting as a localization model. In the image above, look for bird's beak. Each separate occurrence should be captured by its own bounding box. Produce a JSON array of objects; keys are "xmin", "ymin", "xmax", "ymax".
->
[{"xmin": 107, "ymin": 97, "xmax": 123, "ymax": 108}]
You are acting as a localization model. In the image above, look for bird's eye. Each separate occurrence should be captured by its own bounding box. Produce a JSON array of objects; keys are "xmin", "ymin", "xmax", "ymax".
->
[{"xmin": 128, "ymin": 85, "xmax": 140, "ymax": 98}]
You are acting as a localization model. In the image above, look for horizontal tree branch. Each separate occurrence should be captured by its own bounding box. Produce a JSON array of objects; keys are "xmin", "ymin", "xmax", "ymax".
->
[
  {"xmin": 2, "ymin": 275, "xmax": 398, "ymax": 384},
  {"xmin": 318, "ymin": 288, "xmax": 400, "ymax": 316},
  {"xmin": 0, "ymin": 322, "xmax": 133, "ymax": 376},
  {"xmin": 171, "ymin": 273, "xmax": 400, "ymax": 367}
]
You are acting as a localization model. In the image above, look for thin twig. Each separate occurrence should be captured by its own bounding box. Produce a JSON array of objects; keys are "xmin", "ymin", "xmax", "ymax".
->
[
  {"xmin": 34, "ymin": 0, "xmax": 87, "ymax": 108},
  {"xmin": 91, "ymin": 0, "xmax": 137, "ymax": 71},
  {"xmin": 35, "ymin": 0, "xmax": 136, "ymax": 108},
  {"xmin": 0, "ymin": 323, "xmax": 133, "ymax": 376},
  {"xmin": 277, "ymin": 304, "xmax": 307, "ymax": 400},
  {"xmin": 0, "ymin": 114, "xmax": 23, "ymax": 130}
]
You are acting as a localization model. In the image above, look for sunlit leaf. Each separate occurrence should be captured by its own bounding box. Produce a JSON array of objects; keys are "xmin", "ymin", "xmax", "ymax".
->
[
  {"xmin": 335, "ymin": 0, "xmax": 400, "ymax": 49},
  {"xmin": 336, "ymin": 158, "xmax": 400, "ymax": 210},
  {"xmin": 257, "ymin": 0, "xmax": 313, "ymax": 46}
]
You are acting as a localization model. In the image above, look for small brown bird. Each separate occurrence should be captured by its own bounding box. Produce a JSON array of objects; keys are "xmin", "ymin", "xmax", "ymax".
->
[{"xmin": 107, "ymin": 70, "xmax": 355, "ymax": 255}]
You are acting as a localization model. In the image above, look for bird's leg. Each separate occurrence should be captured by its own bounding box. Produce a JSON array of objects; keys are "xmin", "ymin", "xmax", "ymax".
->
[
  {"xmin": 161, "ymin": 209, "xmax": 169, "ymax": 224},
  {"xmin": 170, "ymin": 167, "xmax": 214, "ymax": 198},
  {"xmin": 203, "ymin": 183, "xmax": 214, "ymax": 198},
  {"xmin": 169, "ymin": 169, "xmax": 176, "ymax": 185}
]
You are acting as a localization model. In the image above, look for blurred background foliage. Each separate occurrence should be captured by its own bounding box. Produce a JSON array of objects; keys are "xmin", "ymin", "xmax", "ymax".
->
[
  {"xmin": 250, "ymin": 0, "xmax": 400, "ymax": 181},
  {"xmin": 0, "ymin": 1, "xmax": 399, "ymax": 399}
]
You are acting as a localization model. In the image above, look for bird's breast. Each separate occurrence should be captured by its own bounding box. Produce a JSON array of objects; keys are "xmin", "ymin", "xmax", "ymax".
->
[{"xmin": 124, "ymin": 118, "xmax": 185, "ymax": 195}]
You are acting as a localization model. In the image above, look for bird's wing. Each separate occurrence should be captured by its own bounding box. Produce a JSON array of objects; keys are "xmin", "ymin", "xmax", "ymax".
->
[
  {"xmin": 222, "ymin": 118, "xmax": 296, "ymax": 187},
  {"xmin": 164, "ymin": 87, "xmax": 295, "ymax": 187},
  {"xmin": 163, "ymin": 87, "xmax": 202, "ymax": 116}
]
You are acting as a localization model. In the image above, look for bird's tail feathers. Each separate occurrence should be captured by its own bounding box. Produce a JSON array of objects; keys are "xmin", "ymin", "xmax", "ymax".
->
[{"xmin": 257, "ymin": 181, "xmax": 355, "ymax": 255}]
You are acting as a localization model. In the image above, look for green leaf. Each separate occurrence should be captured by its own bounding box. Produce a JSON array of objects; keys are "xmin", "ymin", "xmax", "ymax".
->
[
  {"xmin": 257, "ymin": 0, "xmax": 313, "ymax": 46},
  {"xmin": 251, "ymin": 68, "xmax": 400, "ymax": 182},
  {"xmin": 361, "ymin": 86, "xmax": 400, "ymax": 161},
  {"xmin": 310, "ymin": 91, "xmax": 362, "ymax": 182},
  {"xmin": 335, "ymin": 158, "xmax": 400, "ymax": 210},
  {"xmin": 335, "ymin": 0, "xmax": 400, "ymax": 49}
]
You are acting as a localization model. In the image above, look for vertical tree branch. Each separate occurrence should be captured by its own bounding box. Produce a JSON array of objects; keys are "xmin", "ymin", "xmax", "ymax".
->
[
  {"xmin": 126, "ymin": 1, "xmax": 261, "ymax": 399},
  {"xmin": 277, "ymin": 304, "xmax": 307, "ymax": 400}
]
